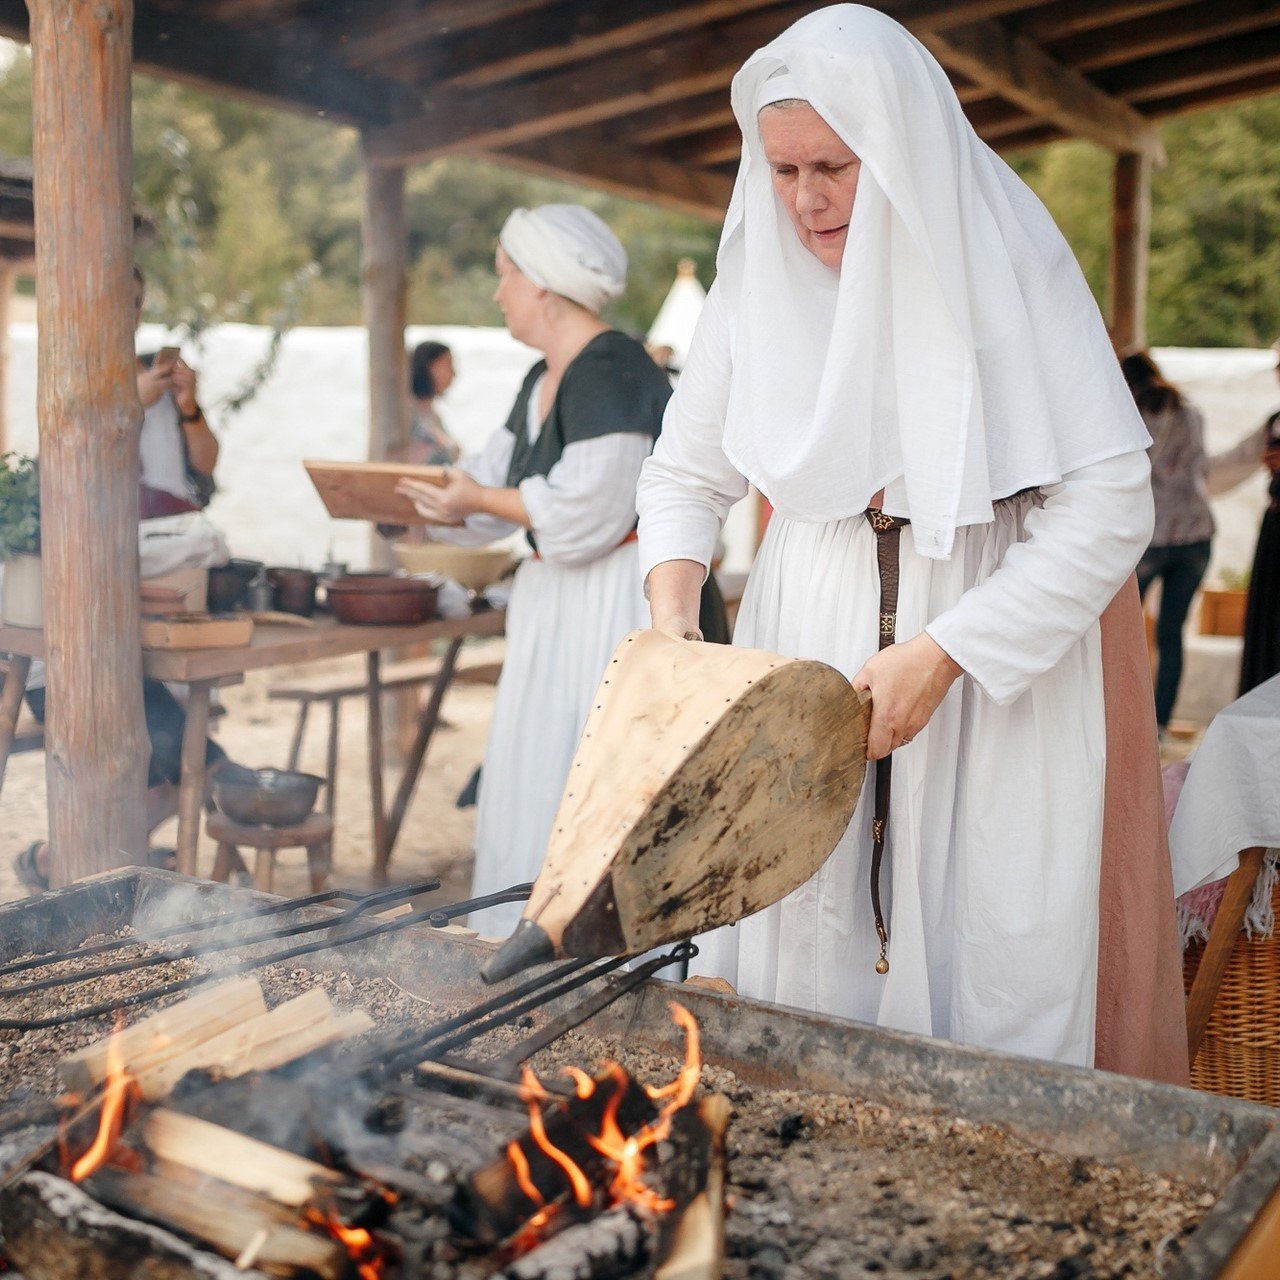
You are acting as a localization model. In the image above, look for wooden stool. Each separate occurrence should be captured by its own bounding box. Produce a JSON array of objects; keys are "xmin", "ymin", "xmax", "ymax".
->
[{"xmin": 208, "ymin": 810, "xmax": 334, "ymax": 894}]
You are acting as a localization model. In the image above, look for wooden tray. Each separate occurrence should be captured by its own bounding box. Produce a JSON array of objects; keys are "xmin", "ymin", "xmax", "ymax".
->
[
  {"xmin": 141, "ymin": 614, "xmax": 254, "ymax": 650},
  {"xmin": 304, "ymin": 460, "xmax": 449, "ymax": 525}
]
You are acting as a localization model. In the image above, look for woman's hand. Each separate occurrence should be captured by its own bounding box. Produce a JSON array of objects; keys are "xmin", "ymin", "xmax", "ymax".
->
[
  {"xmin": 171, "ymin": 359, "xmax": 199, "ymax": 417},
  {"xmin": 1264, "ymin": 445, "xmax": 1280, "ymax": 476},
  {"xmin": 852, "ymin": 632, "xmax": 964, "ymax": 761},
  {"xmin": 647, "ymin": 559, "xmax": 706, "ymax": 642},
  {"xmin": 137, "ymin": 362, "xmax": 172, "ymax": 408},
  {"xmin": 396, "ymin": 469, "xmax": 483, "ymax": 523}
]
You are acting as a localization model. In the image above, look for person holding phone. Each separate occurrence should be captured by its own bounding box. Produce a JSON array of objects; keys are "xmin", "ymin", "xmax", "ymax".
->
[{"xmin": 134, "ymin": 267, "xmax": 219, "ymax": 517}]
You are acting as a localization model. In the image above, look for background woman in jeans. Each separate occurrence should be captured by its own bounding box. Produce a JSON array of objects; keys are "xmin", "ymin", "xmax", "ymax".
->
[{"xmin": 1122, "ymin": 351, "xmax": 1213, "ymax": 731}]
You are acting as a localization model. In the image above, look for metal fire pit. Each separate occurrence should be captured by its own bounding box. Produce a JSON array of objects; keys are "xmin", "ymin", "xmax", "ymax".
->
[{"xmin": 1, "ymin": 868, "xmax": 1277, "ymax": 1280}]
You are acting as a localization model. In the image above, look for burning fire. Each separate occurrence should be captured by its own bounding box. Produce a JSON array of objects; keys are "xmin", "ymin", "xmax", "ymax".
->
[
  {"xmin": 507, "ymin": 1001, "xmax": 702, "ymax": 1237},
  {"xmin": 305, "ymin": 1208, "xmax": 383, "ymax": 1280},
  {"xmin": 68, "ymin": 1018, "xmax": 141, "ymax": 1182}
]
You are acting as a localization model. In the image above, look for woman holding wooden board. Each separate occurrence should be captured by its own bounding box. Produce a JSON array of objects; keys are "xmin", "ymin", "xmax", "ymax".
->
[
  {"xmin": 638, "ymin": 6, "xmax": 1186, "ymax": 1080},
  {"xmin": 398, "ymin": 204, "xmax": 721, "ymax": 934}
]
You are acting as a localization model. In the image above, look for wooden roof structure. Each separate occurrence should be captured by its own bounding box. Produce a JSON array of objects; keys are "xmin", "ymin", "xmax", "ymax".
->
[
  {"xmin": 7, "ymin": 0, "xmax": 1280, "ymax": 888},
  {"xmin": 4, "ymin": 1, "xmax": 1280, "ymax": 221}
]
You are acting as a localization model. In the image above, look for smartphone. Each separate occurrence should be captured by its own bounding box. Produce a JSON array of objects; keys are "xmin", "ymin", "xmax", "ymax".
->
[{"xmin": 153, "ymin": 345, "xmax": 180, "ymax": 370}]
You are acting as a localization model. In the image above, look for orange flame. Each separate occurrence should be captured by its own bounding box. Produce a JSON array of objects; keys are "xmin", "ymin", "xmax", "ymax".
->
[
  {"xmin": 305, "ymin": 1208, "xmax": 382, "ymax": 1280},
  {"xmin": 71, "ymin": 1019, "xmax": 140, "ymax": 1182},
  {"xmin": 507, "ymin": 1001, "xmax": 702, "ymax": 1236}
]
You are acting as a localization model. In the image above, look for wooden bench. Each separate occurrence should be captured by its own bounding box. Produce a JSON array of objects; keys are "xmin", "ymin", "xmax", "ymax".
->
[{"xmin": 267, "ymin": 650, "xmax": 503, "ymax": 814}]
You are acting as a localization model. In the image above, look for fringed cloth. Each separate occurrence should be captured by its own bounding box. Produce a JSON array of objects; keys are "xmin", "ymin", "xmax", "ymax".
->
[{"xmin": 1164, "ymin": 757, "xmax": 1280, "ymax": 946}]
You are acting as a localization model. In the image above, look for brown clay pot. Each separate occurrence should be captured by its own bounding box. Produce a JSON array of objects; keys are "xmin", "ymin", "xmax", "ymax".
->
[{"xmin": 325, "ymin": 573, "xmax": 439, "ymax": 625}]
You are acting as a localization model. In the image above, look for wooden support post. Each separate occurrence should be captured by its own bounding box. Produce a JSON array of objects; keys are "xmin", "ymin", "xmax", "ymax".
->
[
  {"xmin": 360, "ymin": 146, "xmax": 409, "ymax": 472},
  {"xmin": 0, "ymin": 260, "xmax": 15, "ymax": 454},
  {"xmin": 1109, "ymin": 149, "xmax": 1153, "ymax": 354},
  {"xmin": 28, "ymin": 0, "xmax": 148, "ymax": 886}
]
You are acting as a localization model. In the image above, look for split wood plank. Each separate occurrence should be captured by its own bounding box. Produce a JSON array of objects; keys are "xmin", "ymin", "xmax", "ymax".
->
[
  {"xmin": 143, "ymin": 1107, "xmax": 346, "ymax": 1206},
  {"xmin": 59, "ymin": 977, "xmax": 267, "ymax": 1095},
  {"xmin": 655, "ymin": 1094, "xmax": 731, "ymax": 1280},
  {"xmin": 87, "ymin": 1166, "xmax": 346, "ymax": 1280},
  {"xmin": 131, "ymin": 987, "xmax": 333, "ymax": 1100}
]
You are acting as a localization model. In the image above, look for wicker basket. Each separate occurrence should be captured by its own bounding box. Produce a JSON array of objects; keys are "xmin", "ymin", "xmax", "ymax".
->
[{"xmin": 1183, "ymin": 876, "xmax": 1280, "ymax": 1106}]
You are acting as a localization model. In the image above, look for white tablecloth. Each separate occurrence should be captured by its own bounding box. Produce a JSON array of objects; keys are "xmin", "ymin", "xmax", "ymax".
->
[{"xmin": 1169, "ymin": 673, "xmax": 1280, "ymax": 896}]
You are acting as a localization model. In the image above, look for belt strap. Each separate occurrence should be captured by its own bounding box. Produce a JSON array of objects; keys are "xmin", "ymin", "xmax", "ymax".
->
[{"xmin": 865, "ymin": 508, "xmax": 908, "ymax": 975}]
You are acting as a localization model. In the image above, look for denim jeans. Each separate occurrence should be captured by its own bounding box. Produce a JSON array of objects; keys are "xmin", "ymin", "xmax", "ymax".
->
[{"xmin": 1136, "ymin": 539, "xmax": 1212, "ymax": 728}]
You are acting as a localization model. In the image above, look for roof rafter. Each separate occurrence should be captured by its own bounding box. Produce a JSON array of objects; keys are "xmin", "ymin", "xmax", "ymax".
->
[
  {"xmin": 1051, "ymin": 1, "xmax": 1280, "ymax": 73},
  {"xmin": 922, "ymin": 19, "xmax": 1164, "ymax": 154},
  {"xmin": 487, "ymin": 128, "xmax": 733, "ymax": 222},
  {"xmin": 1011, "ymin": 0, "xmax": 1190, "ymax": 42},
  {"xmin": 1101, "ymin": 25, "xmax": 1280, "ymax": 101}
]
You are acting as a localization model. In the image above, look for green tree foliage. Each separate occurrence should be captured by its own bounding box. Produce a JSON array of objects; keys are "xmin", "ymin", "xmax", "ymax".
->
[
  {"xmin": 1009, "ymin": 93, "xmax": 1280, "ymax": 347},
  {"xmin": 0, "ymin": 38, "xmax": 1277, "ymax": 345}
]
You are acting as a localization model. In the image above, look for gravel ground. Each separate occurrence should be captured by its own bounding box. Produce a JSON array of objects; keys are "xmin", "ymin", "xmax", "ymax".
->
[{"xmin": 1, "ymin": 947, "xmax": 1213, "ymax": 1280}]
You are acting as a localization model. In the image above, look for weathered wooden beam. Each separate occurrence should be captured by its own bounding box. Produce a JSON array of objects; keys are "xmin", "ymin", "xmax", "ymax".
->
[
  {"xmin": 363, "ymin": 5, "xmax": 809, "ymax": 167},
  {"xmin": 923, "ymin": 19, "xmax": 1164, "ymax": 155},
  {"xmin": 489, "ymin": 132, "xmax": 732, "ymax": 223},
  {"xmin": 666, "ymin": 124, "xmax": 743, "ymax": 170},
  {"xmin": 28, "ymin": 0, "xmax": 149, "ymax": 886},
  {"xmin": 1054, "ymin": 2, "xmax": 1280, "ymax": 74},
  {"xmin": 379, "ymin": 0, "xmax": 785, "ymax": 88},
  {"xmin": 1109, "ymin": 149, "xmax": 1152, "ymax": 352},
  {"xmin": 344, "ymin": 0, "xmax": 562, "ymax": 67},
  {"xmin": 361, "ymin": 145, "xmax": 409, "ymax": 466},
  {"xmin": 982, "ymin": 122, "xmax": 1067, "ymax": 152},
  {"xmin": 1012, "ymin": 0, "xmax": 1190, "ymax": 43},
  {"xmin": 1101, "ymin": 26, "xmax": 1280, "ymax": 103},
  {"xmin": 625, "ymin": 93, "xmax": 737, "ymax": 146},
  {"xmin": 1140, "ymin": 65, "xmax": 1280, "ymax": 118}
]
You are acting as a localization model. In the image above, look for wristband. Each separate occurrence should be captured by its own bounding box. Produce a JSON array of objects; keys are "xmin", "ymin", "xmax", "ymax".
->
[{"xmin": 179, "ymin": 407, "xmax": 203, "ymax": 424}]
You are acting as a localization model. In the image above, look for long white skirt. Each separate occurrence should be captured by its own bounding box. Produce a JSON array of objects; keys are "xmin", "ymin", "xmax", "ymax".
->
[
  {"xmin": 691, "ymin": 497, "xmax": 1106, "ymax": 1067},
  {"xmin": 469, "ymin": 542, "xmax": 650, "ymax": 935}
]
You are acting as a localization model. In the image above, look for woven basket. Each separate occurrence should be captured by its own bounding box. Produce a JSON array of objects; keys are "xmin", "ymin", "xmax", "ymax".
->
[{"xmin": 1183, "ymin": 877, "xmax": 1280, "ymax": 1106}]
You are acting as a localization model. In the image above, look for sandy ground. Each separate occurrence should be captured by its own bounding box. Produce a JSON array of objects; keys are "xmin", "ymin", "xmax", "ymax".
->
[{"xmin": 0, "ymin": 640, "xmax": 503, "ymax": 907}]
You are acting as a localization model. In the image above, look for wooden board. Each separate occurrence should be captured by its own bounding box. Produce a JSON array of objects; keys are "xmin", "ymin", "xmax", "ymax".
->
[
  {"xmin": 304, "ymin": 458, "xmax": 449, "ymax": 525},
  {"xmin": 492, "ymin": 630, "xmax": 870, "ymax": 970},
  {"xmin": 140, "ymin": 613, "xmax": 255, "ymax": 650}
]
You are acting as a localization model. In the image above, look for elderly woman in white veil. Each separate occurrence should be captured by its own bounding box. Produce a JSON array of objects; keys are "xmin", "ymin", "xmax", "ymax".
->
[
  {"xmin": 400, "ymin": 204, "xmax": 680, "ymax": 934},
  {"xmin": 639, "ymin": 6, "xmax": 1187, "ymax": 1076}
]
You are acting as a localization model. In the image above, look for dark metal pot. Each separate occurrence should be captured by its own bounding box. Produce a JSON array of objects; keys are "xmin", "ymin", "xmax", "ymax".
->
[
  {"xmin": 213, "ymin": 765, "xmax": 325, "ymax": 827},
  {"xmin": 266, "ymin": 566, "xmax": 319, "ymax": 617},
  {"xmin": 325, "ymin": 573, "xmax": 439, "ymax": 626},
  {"xmin": 207, "ymin": 558, "xmax": 263, "ymax": 613}
]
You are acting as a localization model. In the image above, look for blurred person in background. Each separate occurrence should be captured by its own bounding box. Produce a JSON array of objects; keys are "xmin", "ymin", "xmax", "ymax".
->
[{"xmin": 1121, "ymin": 351, "xmax": 1213, "ymax": 733}]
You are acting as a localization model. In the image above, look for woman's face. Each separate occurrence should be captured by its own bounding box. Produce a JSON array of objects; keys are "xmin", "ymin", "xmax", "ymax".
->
[
  {"xmin": 493, "ymin": 246, "xmax": 544, "ymax": 345},
  {"xmin": 430, "ymin": 351, "xmax": 455, "ymax": 396},
  {"xmin": 759, "ymin": 104, "xmax": 861, "ymax": 271}
]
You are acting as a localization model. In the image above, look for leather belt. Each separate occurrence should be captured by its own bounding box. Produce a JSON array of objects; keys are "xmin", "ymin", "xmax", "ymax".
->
[{"xmin": 864, "ymin": 507, "xmax": 909, "ymax": 976}]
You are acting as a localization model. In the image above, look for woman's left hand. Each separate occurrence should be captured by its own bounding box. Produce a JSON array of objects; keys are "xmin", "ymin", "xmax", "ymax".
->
[
  {"xmin": 396, "ymin": 469, "xmax": 483, "ymax": 523},
  {"xmin": 852, "ymin": 632, "xmax": 964, "ymax": 761}
]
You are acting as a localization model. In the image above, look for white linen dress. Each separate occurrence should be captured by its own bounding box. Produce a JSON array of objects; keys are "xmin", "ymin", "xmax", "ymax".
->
[
  {"xmin": 638, "ymin": 285, "xmax": 1153, "ymax": 1067},
  {"xmin": 430, "ymin": 383, "xmax": 655, "ymax": 937}
]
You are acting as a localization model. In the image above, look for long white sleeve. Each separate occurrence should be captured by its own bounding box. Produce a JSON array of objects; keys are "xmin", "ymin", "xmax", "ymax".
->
[
  {"xmin": 520, "ymin": 433, "xmax": 654, "ymax": 566},
  {"xmin": 428, "ymin": 429, "xmax": 522, "ymax": 547},
  {"xmin": 638, "ymin": 282, "xmax": 748, "ymax": 582},
  {"xmin": 926, "ymin": 449, "xmax": 1154, "ymax": 705}
]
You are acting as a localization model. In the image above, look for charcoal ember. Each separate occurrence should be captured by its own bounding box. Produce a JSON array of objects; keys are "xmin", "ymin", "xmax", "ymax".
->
[
  {"xmin": 497, "ymin": 1204, "xmax": 651, "ymax": 1280},
  {"xmin": 773, "ymin": 1111, "xmax": 808, "ymax": 1145}
]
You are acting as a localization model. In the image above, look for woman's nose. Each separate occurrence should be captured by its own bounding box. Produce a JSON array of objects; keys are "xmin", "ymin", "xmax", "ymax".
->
[{"xmin": 795, "ymin": 172, "xmax": 826, "ymax": 216}]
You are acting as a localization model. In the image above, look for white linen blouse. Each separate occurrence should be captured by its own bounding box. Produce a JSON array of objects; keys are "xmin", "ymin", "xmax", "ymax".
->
[{"xmin": 638, "ymin": 282, "xmax": 1154, "ymax": 706}]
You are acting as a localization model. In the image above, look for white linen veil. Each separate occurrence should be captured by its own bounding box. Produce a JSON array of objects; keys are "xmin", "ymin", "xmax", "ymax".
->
[{"xmin": 720, "ymin": 4, "xmax": 1149, "ymax": 559}]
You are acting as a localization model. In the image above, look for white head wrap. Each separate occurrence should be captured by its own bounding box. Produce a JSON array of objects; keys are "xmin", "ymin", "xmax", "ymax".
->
[
  {"xmin": 499, "ymin": 204, "xmax": 627, "ymax": 315},
  {"xmin": 719, "ymin": 5, "xmax": 1149, "ymax": 559}
]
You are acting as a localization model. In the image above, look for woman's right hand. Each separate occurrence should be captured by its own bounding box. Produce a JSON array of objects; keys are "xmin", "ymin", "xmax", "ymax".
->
[{"xmin": 652, "ymin": 614, "xmax": 703, "ymax": 642}]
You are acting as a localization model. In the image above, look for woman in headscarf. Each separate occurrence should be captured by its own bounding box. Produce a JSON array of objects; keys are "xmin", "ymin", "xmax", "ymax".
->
[
  {"xmin": 638, "ymin": 6, "xmax": 1186, "ymax": 1077},
  {"xmin": 399, "ymin": 204, "xmax": 716, "ymax": 932}
]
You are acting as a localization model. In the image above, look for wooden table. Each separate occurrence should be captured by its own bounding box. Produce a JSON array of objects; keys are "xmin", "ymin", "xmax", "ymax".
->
[{"xmin": 0, "ymin": 608, "xmax": 505, "ymax": 881}]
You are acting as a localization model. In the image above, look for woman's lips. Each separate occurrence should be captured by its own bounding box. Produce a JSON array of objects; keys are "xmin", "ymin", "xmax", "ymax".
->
[{"xmin": 810, "ymin": 225, "xmax": 848, "ymax": 239}]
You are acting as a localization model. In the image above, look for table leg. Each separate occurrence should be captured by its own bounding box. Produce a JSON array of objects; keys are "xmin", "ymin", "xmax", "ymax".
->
[
  {"xmin": 367, "ymin": 651, "xmax": 390, "ymax": 883},
  {"xmin": 325, "ymin": 698, "xmax": 340, "ymax": 818},
  {"xmin": 174, "ymin": 681, "xmax": 212, "ymax": 878},
  {"xmin": 0, "ymin": 654, "xmax": 32, "ymax": 801},
  {"xmin": 386, "ymin": 636, "xmax": 463, "ymax": 861},
  {"xmin": 1186, "ymin": 846, "xmax": 1267, "ymax": 1063}
]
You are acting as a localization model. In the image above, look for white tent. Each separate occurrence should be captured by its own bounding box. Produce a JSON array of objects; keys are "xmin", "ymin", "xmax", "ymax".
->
[{"xmin": 646, "ymin": 258, "xmax": 707, "ymax": 370}]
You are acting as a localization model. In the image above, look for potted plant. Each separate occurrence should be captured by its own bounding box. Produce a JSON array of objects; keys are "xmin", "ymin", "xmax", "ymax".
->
[
  {"xmin": 0, "ymin": 452, "xmax": 42, "ymax": 627},
  {"xmin": 1199, "ymin": 566, "xmax": 1250, "ymax": 638}
]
